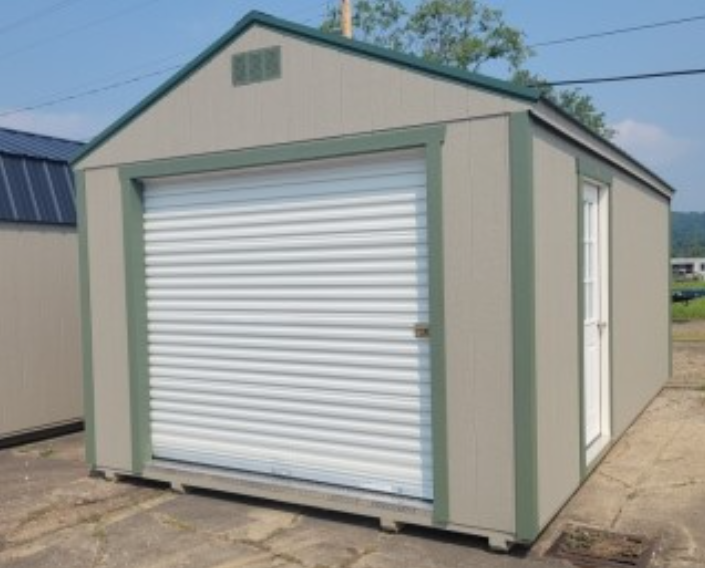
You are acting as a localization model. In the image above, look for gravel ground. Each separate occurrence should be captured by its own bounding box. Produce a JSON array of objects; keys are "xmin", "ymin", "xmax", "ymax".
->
[{"xmin": 672, "ymin": 320, "xmax": 705, "ymax": 388}]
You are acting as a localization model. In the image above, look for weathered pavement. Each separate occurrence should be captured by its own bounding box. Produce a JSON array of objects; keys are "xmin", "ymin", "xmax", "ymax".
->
[{"xmin": 0, "ymin": 329, "xmax": 703, "ymax": 567}]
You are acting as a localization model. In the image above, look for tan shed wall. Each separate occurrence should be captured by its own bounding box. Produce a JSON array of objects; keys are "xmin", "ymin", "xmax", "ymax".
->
[
  {"xmin": 84, "ymin": 168, "xmax": 133, "ymax": 470},
  {"xmin": 532, "ymin": 128, "xmax": 581, "ymax": 527},
  {"xmin": 77, "ymin": 23, "xmax": 520, "ymax": 534},
  {"xmin": 0, "ymin": 224, "xmax": 82, "ymax": 439},
  {"xmin": 443, "ymin": 117, "xmax": 515, "ymax": 533},
  {"xmin": 80, "ymin": 117, "xmax": 517, "ymax": 534},
  {"xmin": 611, "ymin": 175, "xmax": 670, "ymax": 436},
  {"xmin": 77, "ymin": 26, "xmax": 525, "ymax": 170},
  {"xmin": 532, "ymin": 123, "xmax": 670, "ymax": 526}
]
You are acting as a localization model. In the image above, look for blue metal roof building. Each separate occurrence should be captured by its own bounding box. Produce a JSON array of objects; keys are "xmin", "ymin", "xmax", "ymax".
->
[{"xmin": 0, "ymin": 128, "xmax": 84, "ymax": 225}]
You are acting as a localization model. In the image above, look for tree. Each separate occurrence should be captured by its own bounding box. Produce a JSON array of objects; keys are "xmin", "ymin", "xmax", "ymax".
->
[
  {"xmin": 512, "ymin": 70, "xmax": 614, "ymax": 139},
  {"xmin": 322, "ymin": 0, "xmax": 613, "ymax": 139}
]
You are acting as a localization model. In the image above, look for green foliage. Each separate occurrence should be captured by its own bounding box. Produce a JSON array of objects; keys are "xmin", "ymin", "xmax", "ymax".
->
[
  {"xmin": 672, "ymin": 212, "xmax": 705, "ymax": 257},
  {"xmin": 672, "ymin": 298, "xmax": 705, "ymax": 322},
  {"xmin": 406, "ymin": 0, "xmax": 531, "ymax": 71},
  {"xmin": 512, "ymin": 70, "xmax": 614, "ymax": 139},
  {"xmin": 321, "ymin": 0, "xmax": 612, "ymax": 139},
  {"xmin": 321, "ymin": 0, "xmax": 408, "ymax": 51}
]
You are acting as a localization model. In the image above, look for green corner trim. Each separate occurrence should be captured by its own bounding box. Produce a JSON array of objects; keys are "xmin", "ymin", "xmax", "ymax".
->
[
  {"xmin": 668, "ymin": 209, "xmax": 673, "ymax": 378},
  {"xmin": 117, "ymin": 125, "xmax": 450, "ymax": 515},
  {"xmin": 71, "ymin": 10, "xmax": 537, "ymax": 166},
  {"xmin": 119, "ymin": 174, "xmax": 151, "ymax": 474},
  {"xmin": 509, "ymin": 111, "xmax": 539, "ymax": 542},
  {"xmin": 75, "ymin": 171, "xmax": 96, "ymax": 468}
]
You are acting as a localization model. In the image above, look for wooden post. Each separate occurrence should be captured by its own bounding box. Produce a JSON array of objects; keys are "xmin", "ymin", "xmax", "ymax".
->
[{"xmin": 341, "ymin": 0, "xmax": 352, "ymax": 38}]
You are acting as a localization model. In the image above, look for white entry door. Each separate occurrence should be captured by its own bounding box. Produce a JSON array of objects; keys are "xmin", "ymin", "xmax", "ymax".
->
[
  {"xmin": 142, "ymin": 151, "xmax": 433, "ymax": 500},
  {"xmin": 582, "ymin": 183, "xmax": 610, "ymax": 463}
]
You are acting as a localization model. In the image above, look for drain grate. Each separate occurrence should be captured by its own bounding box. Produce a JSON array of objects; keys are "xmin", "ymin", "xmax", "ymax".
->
[{"xmin": 546, "ymin": 525, "xmax": 656, "ymax": 568}]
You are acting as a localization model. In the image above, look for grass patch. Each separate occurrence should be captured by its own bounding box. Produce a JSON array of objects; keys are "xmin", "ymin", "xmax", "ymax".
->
[
  {"xmin": 672, "ymin": 298, "xmax": 705, "ymax": 321},
  {"xmin": 672, "ymin": 281, "xmax": 705, "ymax": 321}
]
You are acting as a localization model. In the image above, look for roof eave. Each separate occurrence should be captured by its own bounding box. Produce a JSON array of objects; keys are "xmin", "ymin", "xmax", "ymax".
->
[{"xmin": 534, "ymin": 97, "xmax": 677, "ymax": 197}]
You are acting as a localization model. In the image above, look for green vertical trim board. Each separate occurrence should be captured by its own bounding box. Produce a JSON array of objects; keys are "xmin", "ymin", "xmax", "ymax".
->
[
  {"xmin": 668, "ymin": 208, "xmax": 672, "ymax": 378},
  {"xmin": 75, "ymin": 171, "xmax": 97, "ymax": 468},
  {"xmin": 576, "ymin": 177, "xmax": 586, "ymax": 479},
  {"xmin": 117, "ymin": 125, "xmax": 450, "ymax": 513},
  {"xmin": 608, "ymin": 184, "xmax": 615, "ymax": 451},
  {"xmin": 119, "ymin": 174, "xmax": 151, "ymax": 474},
  {"xmin": 509, "ymin": 111, "xmax": 539, "ymax": 542},
  {"xmin": 425, "ymin": 136, "xmax": 450, "ymax": 524}
]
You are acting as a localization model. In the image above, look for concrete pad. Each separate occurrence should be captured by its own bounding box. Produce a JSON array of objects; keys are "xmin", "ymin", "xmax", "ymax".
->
[
  {"xmin": 151, "ymin": 491, "xmax": 300, "ymax": 542},
  {"xmin": 535, "ymin": 389, "xmax": 705, "ymax": 567},
  {"xmin": 264, "ymin": 510, "xmax": 381, "ymax": 568}
]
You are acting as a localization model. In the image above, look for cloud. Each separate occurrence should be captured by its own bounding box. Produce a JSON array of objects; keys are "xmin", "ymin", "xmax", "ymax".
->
[
  {"xmin": 0, "ymin": 110, "xmax": 108, "ymax": 142},
  {"xmin": 612, "ymin": 119, "xmax": 692, "ymax": 168}
]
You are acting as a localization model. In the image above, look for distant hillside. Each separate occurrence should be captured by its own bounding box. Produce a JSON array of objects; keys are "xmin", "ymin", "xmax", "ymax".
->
[{"xmin": 672, "ymin": 212, "xmax": 705, "ymax": 257}]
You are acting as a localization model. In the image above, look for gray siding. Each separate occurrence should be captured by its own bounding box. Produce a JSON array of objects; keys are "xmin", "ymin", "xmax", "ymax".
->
[
  {"xmin": 532, "ymin": 127, "xmax": 581, "ymax": 527},
  {"xmin": 84, "ymin": 168, "xmax": 133, "ymax": 470},
  {"xmin": 532, "ymin": 123, "xmax": 670, "ymax": 526},
  {"xmin": 0, "ymin": 224, "xmax": 82, "ymax": 439},
  {"xmin": 443, "ymin": 117, "xmax": 515, "ymax": 533},
  {"xmin": 611, "ymin": 175, "xmax": 670, "ymax": 435}
]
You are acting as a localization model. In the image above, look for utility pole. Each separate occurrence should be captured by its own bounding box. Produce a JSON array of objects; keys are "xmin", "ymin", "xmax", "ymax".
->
[{"xmin": 341, "ymin": 0, "xmax": 353, "ymax": 39}]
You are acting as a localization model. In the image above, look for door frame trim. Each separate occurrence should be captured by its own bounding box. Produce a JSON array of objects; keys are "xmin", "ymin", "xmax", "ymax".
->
[
  {"xmin": 117, "ymin": 125, "xmax": 450, "ymax": 521},
  {"xmin": 576, "ymin": 157, "xmax": 613, "ymax": 478}
]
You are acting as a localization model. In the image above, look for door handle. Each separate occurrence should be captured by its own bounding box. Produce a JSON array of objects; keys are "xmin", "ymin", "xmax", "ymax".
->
[{"xmin": 414, "ymin": 323, "xmax": 430, "ymax": 339}]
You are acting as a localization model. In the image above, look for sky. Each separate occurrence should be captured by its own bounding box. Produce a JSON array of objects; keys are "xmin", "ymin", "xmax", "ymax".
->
[{"xmin": 0, "ymin": 1, "xmax": 703, "ymax": 210}]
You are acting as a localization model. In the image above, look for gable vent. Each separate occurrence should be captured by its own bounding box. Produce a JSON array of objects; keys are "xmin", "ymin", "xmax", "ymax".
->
[{"xmin": 232, "ymin": 46, "xmax": 281, "ymax": 86}]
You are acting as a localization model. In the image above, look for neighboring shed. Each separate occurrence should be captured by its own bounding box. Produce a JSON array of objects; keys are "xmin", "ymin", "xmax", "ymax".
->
[
  {"xmin": 0, "ymin": 127, "xmax": 83, "ymax": 445},
  {"xmin": 73, "ymin": 12, "xmax": 673, "ymax": 549}
]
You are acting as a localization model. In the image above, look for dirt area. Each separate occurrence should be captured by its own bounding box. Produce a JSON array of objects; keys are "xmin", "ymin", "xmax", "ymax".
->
[
  {"xmin": 672, "ymin": 320, "xmax": 705, "ymax": 389},
  {"xmin": 0, "ymin": 331, "xmax": 704, "ymax": 568}
]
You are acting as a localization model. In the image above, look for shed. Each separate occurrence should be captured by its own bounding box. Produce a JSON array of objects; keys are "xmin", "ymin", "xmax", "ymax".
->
[
  {"xmin": 73, "ymin": 12, "xmax": 673, "ymax": 549},
  {"xmin": 0, "ymin": 127, "xmax": 83, "ymax": 445}
]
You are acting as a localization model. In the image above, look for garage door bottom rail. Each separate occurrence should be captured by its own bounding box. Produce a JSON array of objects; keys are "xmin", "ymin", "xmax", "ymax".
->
[{"xmin": 143, "ymin": 459, "xmax": 433, "ymax": 519}]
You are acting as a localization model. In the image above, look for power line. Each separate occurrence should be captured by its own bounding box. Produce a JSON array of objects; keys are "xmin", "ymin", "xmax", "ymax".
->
[
  {"xmin": 529, "ymin": 14, "xmax": 705, "ymax": 48},
  {"xmin": 0, "ymin": 0, "xmax": 84, "ymax": 35},
  {"xmin": 0, "ymin": 1, "xmax": 329, "ymax": 118},
  {"xmin": 0, "ymin": 64, "xmax": 183, "ymax": 119},
  {"xmin": 0, "ymin": 0, "xmax": 164, "ymax": 62},
  {"xmin": 543, "ymin": 67, "xmax": 705, "ymax": 87}
]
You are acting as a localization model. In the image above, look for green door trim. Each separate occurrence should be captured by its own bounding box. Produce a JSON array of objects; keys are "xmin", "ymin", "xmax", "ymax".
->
[
  {"xmin": 117, "ymin": 125, "xmax": 451, "ymax": 520},
  {"xmin": 75, "ymin": 171, "xmax": 97, "ymax": 467},
  {"xmin": 576, "ymin": 157, "xmax": 614, "ymax": 479},
  {"xmin": 120, "ymin": 173, "xmax": 151, "ymax": 473},
  {"xmin": 509, "ymin": 111, "xmax": 539, "ymax": 542}
]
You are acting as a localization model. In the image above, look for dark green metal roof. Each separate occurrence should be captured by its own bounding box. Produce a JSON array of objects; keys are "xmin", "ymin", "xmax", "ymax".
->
[{"xmin": 73, "ymin": 11, "xmax": 540, "ymax": 165}]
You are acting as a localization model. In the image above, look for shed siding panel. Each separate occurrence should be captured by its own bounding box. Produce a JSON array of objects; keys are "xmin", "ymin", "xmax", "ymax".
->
[
  {"xmin": 611, "ymin": 176, "xmax": 669, "ymax": 435},
  {"xmin": 0, "ymin": 224, "xmax": 82, "ymax": 439},
  {"xmin": 78, "ymin": 27, "xmax": 525, "ymax": 170},
  {"xmin": 444, "ymin": 117, "xmax": 514, "ymax": 532},
  {"xmin": 85, "ymin": 168, "xmax": 133, "ymax": 470},
  {"xmin": 532, "ymin": 128, "xmax": 581, "ymax": 527}
]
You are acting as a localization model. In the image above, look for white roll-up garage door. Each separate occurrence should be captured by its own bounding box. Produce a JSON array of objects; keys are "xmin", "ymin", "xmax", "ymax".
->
[{"xmin": 143, "ymin": 150, "xmax": 433, "ymax": 500}]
